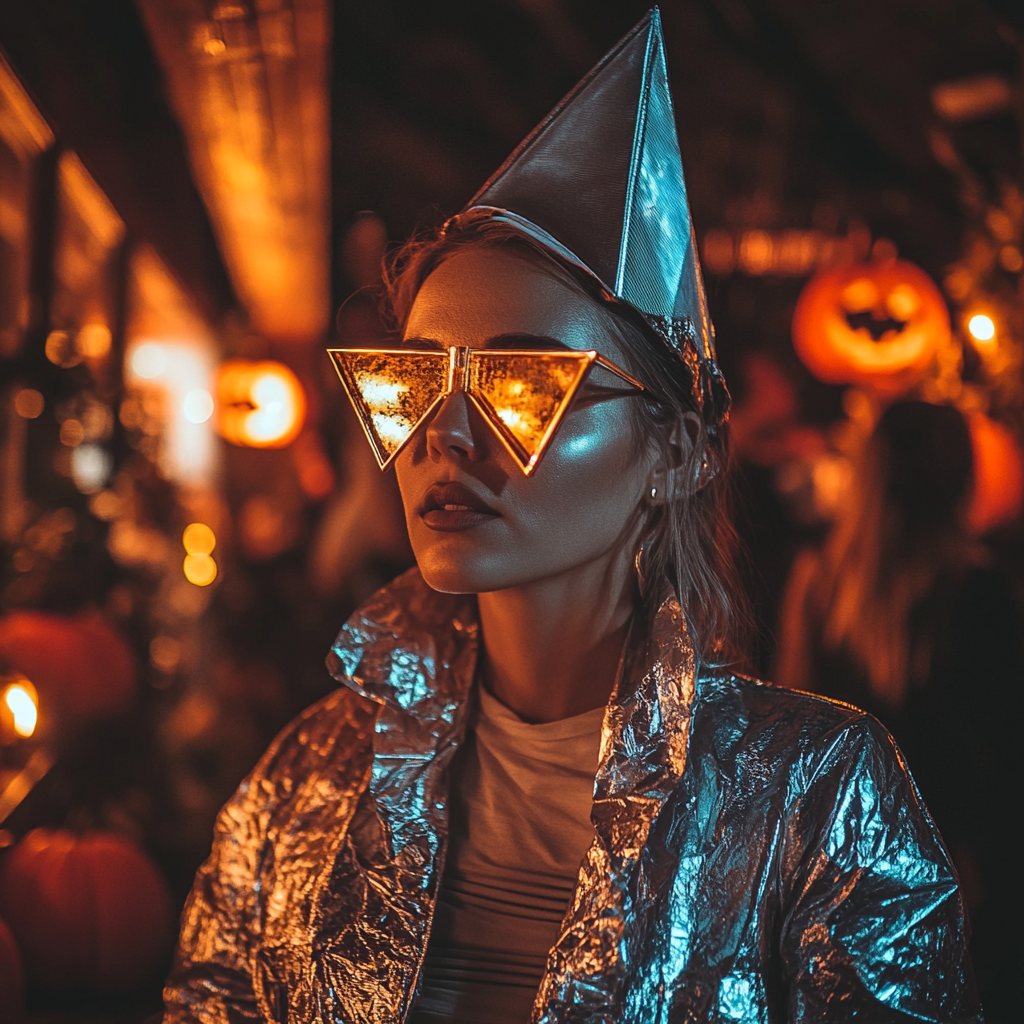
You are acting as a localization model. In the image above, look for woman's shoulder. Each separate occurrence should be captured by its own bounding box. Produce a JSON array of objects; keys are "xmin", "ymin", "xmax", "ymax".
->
[
  {"xmin": 697, "ymin": 670, "xmax": 871, "ymax": 727},
  {"xmin": 691, "ymin": 671, "xmax": 898, "ymax": 784},
  {"xmin": 234, "ymin": 686, "xmax": 378, "ymax": 810}
]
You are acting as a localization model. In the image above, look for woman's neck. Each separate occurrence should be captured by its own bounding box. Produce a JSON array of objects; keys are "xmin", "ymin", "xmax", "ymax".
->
[{"xmin": 476, "ymin": 555, "xmax": 638, "ymax": 723}]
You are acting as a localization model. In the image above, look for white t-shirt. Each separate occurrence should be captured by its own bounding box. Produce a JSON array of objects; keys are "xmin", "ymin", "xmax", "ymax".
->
[{"xmin": 411, "ymin": 684, "xmax": 605, "ymax": 1024}]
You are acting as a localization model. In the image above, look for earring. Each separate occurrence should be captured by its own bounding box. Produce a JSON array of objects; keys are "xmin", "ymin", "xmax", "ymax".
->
[
  {"xmin": 650, "ymin": 486, "xmax": 658, "ymax": 499},
  {"xmin": 694, "ymin": 454, "xmax": 712, "ymax": 488}
]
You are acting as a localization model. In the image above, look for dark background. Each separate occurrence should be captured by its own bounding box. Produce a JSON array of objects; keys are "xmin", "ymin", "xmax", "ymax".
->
[{"xmin": 1, "ymin": 1, "xmax": 1022, "ymax": 1019}]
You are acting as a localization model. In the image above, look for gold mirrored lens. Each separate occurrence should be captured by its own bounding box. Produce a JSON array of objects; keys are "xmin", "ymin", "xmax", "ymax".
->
[
  {"xmin": 467, "ymin": 350, "xmax": 593, "ymax": 471},
  {"xmin": 329, "ymin": 349, "xmax": 448, "ymax": 467},
  {"xmin": 328, "ymin": 346, "xmax": 633, "ymax": 475}
]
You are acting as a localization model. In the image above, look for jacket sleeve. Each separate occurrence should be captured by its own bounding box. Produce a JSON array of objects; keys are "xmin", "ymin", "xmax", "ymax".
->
[
  {"xmin": 162, "ymin": 687, "xmax": 376, "ymax": 1024},
  {"xmin": 162, "ymin": 739, "xmax": 286, "ymax": 1024},
  {"xmin": 781, "ymin": 714, "xmax": 982, "ymax": 1023}
]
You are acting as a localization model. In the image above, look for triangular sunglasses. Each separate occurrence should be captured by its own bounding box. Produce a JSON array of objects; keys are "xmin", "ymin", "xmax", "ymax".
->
[{"xmin": 328, "ymin": 346, "xmax": 645, "ymax": 475}]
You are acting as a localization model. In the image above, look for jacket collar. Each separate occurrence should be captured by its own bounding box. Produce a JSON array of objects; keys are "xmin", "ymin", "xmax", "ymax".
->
[
  {"xmin": 326, "ymin": 569, "xmax": 695, "ymax": 731},
  {"xmin": 326, "ymin": 568, "xmax": 698, "ymax": 1018},
  {"xmin": 326, "ymin": 567, "xmax": 479, "ymax": 721},
  {"xmin": 539, "ymin": 585, "xmax": 697, "ymax": 1012}
]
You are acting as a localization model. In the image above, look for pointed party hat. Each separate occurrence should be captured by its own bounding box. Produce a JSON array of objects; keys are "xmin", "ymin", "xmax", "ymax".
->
[{"xmin": 453, "ymin": 7, "xmax": 728, "ymax": 428}]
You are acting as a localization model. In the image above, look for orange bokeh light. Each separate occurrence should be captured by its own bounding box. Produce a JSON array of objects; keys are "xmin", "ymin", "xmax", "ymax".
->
[
  {"xmin": 1, "ymin": 678, "xmax": 38, "ymax": 739},
  {"xmin": 213, "ymin": 360, "xmax": 306, "ymax": 449},
  {"xmin": 183, "ymin": 553, "xmax": 217, "ymax": 587},
  {"xmin": 966, "ymin": 412, "xmax": 1024, "ymax": 536}
]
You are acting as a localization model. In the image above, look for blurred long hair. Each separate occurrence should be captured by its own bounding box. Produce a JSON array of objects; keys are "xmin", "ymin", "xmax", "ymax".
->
[
  {"xmin": 804, "ymin": 401, "xmax": 976, "ymax": 705},
  {"xmin": 381, "ymin": 216, "xmax": 752, "ymax": 667}
]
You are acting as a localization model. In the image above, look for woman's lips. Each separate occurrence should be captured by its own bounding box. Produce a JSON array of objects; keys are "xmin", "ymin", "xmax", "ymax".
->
[{"xmin": 419, "ymin": 481, "xmax": 499, "ymax": 531}]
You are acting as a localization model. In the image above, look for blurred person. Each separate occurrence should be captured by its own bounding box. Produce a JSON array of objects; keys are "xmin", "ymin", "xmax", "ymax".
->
[
  {"xmin": 777, "ymin": 399, "xmax": 1021, "ymax": 1019},
  {"xmin": 164, "ymin": 13, "xmax": 979, "ymax": 1023}
]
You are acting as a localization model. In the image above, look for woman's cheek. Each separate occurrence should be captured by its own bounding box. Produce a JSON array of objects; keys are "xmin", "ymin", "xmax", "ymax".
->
[
  {"xmin": 519, "ymin": 433, "xmax": 640, "ymax": 538},
  {"xmin": 545, "ymin": 407, "xmax": 637, "ymax": 483}
]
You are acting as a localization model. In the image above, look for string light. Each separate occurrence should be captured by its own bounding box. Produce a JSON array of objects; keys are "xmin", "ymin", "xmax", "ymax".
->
[
  {"xmin": 182, "ymin": 523, "xmax": 216, "ymax": 556},
  {"xmin": 14, "ymin": 389, "xmax": 44, "ymax": 419},
  {"xmin": 131, "ymin": 342, "xmax": 167, "ymax": 379},
  {"xmin": 183, "ymin": 554, "xmax": 217, "ymax": 586},
  {"xmin": 182, "ymin": 523, "xmax": 217, "ymax": 586},
  {"xmin": 182, "ymin": 388, "xmax": 215, "ymax": 424},
  {"xmin": 967, "ymin": 314, "xmax": 995, "ymax": 343}
]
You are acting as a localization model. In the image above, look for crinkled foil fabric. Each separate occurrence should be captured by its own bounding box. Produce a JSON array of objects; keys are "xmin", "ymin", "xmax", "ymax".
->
[{"xmin": 165, "ymin": 568, "xmax": 980, "ymax": 1023}]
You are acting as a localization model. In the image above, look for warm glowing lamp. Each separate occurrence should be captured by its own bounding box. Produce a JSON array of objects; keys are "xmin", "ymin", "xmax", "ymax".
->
[
  {"xmin": 966, "ymin": 313, "xmax": 997, "ymax": 357},
  {"xmin": 213, "ymin": 360, "xmax": 306, "ymax": 448},
  {"xmin": 131, "ymin": 343, "xmax": 167, "ymax": 379},
  {"xmin": 1, "ymin": 678, "xmax": 38, "ymax": 739},
  {"xmin": 967, "ymin": 314, "xmax": 995, "ymax": 341}
]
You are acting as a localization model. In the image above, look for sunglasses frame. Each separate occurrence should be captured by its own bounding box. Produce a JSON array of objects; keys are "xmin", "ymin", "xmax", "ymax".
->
[{"xmin": 328, "ymin": 345, "xmax": 645, "ymax": 475}]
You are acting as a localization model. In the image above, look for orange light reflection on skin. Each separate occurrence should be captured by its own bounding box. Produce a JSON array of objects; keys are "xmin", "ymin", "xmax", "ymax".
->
[{"xmin": 213, "ymin": 360, "xmax": 306, "ymax": 448}]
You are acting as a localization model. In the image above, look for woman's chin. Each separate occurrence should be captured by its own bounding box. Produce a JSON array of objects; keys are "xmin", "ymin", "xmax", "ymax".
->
[
  {"xmin": 414, "ymin": 544, "xmax": 536, "ymax": 596},
  {"xmin": 416, "ymin": 558, "xmax": 501, "ymax": 596}
]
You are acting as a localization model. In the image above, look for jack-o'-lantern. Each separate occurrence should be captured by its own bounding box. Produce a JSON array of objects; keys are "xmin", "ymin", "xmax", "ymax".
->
[
  {"xmin": 213, "ymin": 359, "xmax": 306, "ymax": 448},
  {"xmin": 0, "ymin": 610, "xmax": 136, "ymax": 721},
  {"xmin": 0, "ymin": 916, "xmax": 24, "ymax": 1024},
  {"xmin": 965, "ymin": 412, "xmax": 1024, "ymax": 535},
  {"xmin": 0, "ymin": 829, "xmax": 174, "ymax": 994},
  {"xmin": 792, "ymin": 259, "xmax": 950, "ymax": 394}
]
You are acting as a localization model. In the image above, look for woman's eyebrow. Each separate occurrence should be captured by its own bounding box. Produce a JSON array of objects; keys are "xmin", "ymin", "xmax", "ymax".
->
[
  {"xmin": 484, "ymin": 333, "xmax": 570, "ymax": 350},
  {"xmin": 401, "ymin": 336, "xmax": 447, "ymax": 350},
  {"xmin": 401, "ymin": 334, "xmax": 571, "ymax": 351}
]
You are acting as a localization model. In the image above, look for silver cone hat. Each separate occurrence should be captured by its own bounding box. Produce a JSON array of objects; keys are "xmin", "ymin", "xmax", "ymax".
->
[{"xmin": 452, "ymin": 7, "xmax": 729, "ymax": 429}]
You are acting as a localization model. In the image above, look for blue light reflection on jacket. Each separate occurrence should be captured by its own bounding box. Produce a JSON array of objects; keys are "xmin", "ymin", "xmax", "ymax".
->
[{"xmin": 165, "ymin": 568, "xmax": 981, "ymax": 1023}]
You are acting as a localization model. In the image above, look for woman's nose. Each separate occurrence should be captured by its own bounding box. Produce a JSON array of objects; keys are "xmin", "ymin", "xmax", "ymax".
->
[{"xmin": 424, "ymin": 391, "xmax": 484, "ymax": 464}]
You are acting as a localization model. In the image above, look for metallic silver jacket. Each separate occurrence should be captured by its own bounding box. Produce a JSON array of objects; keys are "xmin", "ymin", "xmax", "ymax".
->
[{"xmin": 165, "ymin": 569, "xmax": 980, "ymax": 1023}]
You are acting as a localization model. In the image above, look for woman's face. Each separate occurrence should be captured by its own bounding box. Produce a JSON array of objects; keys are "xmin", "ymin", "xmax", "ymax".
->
[{"xmin": 394, "ymin": 245, "xmax": 659, "ymax": 595}]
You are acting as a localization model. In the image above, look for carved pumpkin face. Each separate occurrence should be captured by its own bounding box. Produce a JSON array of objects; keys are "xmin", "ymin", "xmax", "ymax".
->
[
  {"xmin": 213, "ymin": 359, "xmax": 307, "ymax": 448},
  {"xmin": 792, "ymin": 260, "xmax": 950, "ymax": 394}
]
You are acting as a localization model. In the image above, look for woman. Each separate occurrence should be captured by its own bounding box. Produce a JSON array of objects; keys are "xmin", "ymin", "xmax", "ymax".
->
[
  {"xmin": 165, "ymin": 12, "xmax": 978, "ymax": 1023},
  {"xmin": 777, "ymin": 400, "xmax": 1021, "ymax": 1021}
]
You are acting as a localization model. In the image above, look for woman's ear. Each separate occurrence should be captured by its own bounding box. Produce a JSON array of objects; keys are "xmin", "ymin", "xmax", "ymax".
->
[{"xmin": 646, "ymin": 412, "xmax": 703, "ymax": 505}]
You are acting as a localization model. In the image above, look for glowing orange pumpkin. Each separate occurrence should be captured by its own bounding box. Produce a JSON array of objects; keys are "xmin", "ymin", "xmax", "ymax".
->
[
  {"xmin": 0, "ymin": 610, "xmax": 136, "ymax": 721},
  {"xmin": 213, "ymin": 359, "xmax": 306, "ymax": 449},
  {"xmin": 965, "ymin": 412, "xmax": 1024, "ymax": 535},
  {"xmin": 792, "ymin": 259, "xmax": 950, "ymax": 394},
  {"xmin": 0, "ymin": 829, "xmax": 174, "ymax": 994}
]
